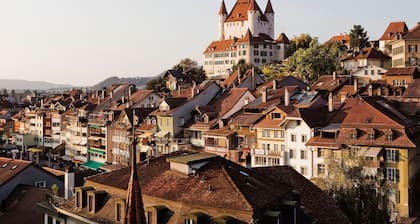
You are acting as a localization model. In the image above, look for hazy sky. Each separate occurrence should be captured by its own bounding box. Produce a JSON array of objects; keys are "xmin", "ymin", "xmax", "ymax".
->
[{"xmin": 0, "ymin": 0, "xmax": 419, "ymax": 86}]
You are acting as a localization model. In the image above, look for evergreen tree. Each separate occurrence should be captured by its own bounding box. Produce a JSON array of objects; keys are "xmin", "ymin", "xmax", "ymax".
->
[{"xmin": 349, "ymin": 24, "xmax": 370, "ymax": 51}]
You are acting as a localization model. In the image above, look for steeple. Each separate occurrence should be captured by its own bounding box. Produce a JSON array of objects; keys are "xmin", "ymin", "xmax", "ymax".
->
[
  {"xmin": 124, "ymin": 134, "xmax": 146, "ymax": 224},
  {"xmin": 218, "ymin": 0, "xmax": 227, "ymax": 15},
  {"xmin": 265, "ymin": 0, "xmax": 274, "ymax": 14},
  {"xmin": 248, "ymin": 0, "xmax": 258, "ymax": 12}
]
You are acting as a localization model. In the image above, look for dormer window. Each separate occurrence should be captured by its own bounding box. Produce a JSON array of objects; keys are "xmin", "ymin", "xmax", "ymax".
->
[
  {"xmin": 368, "ymin": 129, "xmax": 375, "ymax": 140},
  {"xmin": 350, "ymin": 129, "xmax": 358, "ymax": 140},
  {"xmin": 386, "ymin": 129, "xmax": 393, "ymax": 141},
  {"xmin": 271, "ymin": 113, "xmax": 281, "ymax": 119},
  {"xmin": 115, "ymin": 198, "xmax": 125, "ymax": 222}
]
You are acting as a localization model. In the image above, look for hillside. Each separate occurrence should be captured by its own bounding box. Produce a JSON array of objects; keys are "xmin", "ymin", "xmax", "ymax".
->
[
  {"xmin": 0, "ymin": 79, "xmax": 73, "ymax": 90},
  {"xmin": 91, "ymin": 76, "xmax": 155, "ymax": 90}
]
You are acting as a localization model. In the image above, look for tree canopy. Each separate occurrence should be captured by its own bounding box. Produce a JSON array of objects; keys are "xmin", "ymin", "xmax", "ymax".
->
[
  {"xmin": 286, "ymin": 39, "xmax": 344, "ymax": 84},
  {"xmin": 349, "ymin": 24, "xmax": 370, "ymax": 51},
  {"xmin": 288, "ymin": 33, "xmax": 314, "ymax": 56}
]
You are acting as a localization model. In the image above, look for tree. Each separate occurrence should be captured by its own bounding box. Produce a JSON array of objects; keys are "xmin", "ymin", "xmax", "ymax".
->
[
  {"xmin": 319, "ymin": 149, "xmax": 390, "ymax": 224},
  {"xmin": 10, "ymin": 89, "xmax": 16, "ymax": 97},
  {"xmin": 232, "ymin": 59, "xmax": 255, "ymax": 75},
  {"xmin": 288, "ymin": 33, "xmax": 313, "ymax": 56},
  {"xmin": 349, "ymin": 24, "xmax": 370, "ymax": 51},
  {"xmin": 145, "ymin": 76, "xmax": 169, "ymax": 93},
  {"xmin": 261, "ymin": 61, "xmax": 289, "ymax": 80},
  {"xmin": 173, "ymin": 58, "xmax": 206, "ymax": 83},
  {"xmin": 1, "ymin": 89, "xmax": 8, "ymax": 96},
  {"xmin": 287, "ymin": 39, "xmax": 344, "ymax": 84}
]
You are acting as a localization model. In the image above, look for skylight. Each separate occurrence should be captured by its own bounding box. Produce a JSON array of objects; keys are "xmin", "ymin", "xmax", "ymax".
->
[
  {"xmin": 1, "ymin": 163, "xmax": 8, "ymax": 168},
  {"xmin": 11, "ymin": 164, "xmax": 18, "ymax": 170}
]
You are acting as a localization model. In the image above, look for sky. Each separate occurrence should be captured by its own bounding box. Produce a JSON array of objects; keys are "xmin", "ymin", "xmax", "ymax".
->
[{"xmin": 0, "ymin": 0, "xmax": 419, "ymax": 86}]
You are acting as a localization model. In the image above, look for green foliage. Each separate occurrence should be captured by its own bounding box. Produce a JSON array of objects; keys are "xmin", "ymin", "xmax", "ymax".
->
[
  {"xmin": 173, "ymin": 58, "xmax": 206, "ymax": 83},
  {"xmin": 1, "ymin": 89, "xmax": 8, "ymax": 96},
  {"xmin": 145, "ymin": 76, "xmax": 169, "ymax": 93},
  {"xmin": 232, "ymin": 59, "xmax": 255, "ymax": 75},
  {"xmin": 287, "ymin": 39, "xmax": 344, "ymax": 84},
  {"xmin": 350, "ymin": 24, "xmax": 370, "ymax": 51},
  {"xmin": 288, "ymin": 33, "xmax": 314, "ymax": 56},
  {"xmin": 262, "ymin": 61, "xmax": 289, "ymax": 80},
  {"xmin": 321, "ymin": 149, "xmax": 390, "ymax": 224},
  {"xmin": 51, "ymin": 184, "xmax": 59, "ymax": 196}
]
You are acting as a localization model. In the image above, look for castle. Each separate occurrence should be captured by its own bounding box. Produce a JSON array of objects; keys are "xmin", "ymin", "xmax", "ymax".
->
[{"xmin": 203, "ymin": 0, "xmax": 290, "ymax": 78}]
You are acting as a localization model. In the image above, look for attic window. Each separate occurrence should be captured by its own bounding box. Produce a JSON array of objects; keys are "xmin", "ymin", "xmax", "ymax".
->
[
  {"xmin": 1, "ymin": 163, "xmax": 8, "ymax": 168},
  {"xmin": 368, "ymin": 130, "xmax": 375, "ymax": 140},
  {"xmin": 365, "ymin": 118, "xmax": 373, "ymax": 123},
  {"xmin": 11, "ymin": 164, "xmax": 18, "ymax": 170}
]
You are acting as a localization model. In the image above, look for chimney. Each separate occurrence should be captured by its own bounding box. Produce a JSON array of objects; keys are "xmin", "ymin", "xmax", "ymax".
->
[
  {"xmin": 238, "ymin": 69, "xmax": 241, "ymax": 85},
  {"xmin": 192, "ymin": 80, "xmax": 197, "ymax": 89},
  {"xmin": 177, "ymin": 86, "xmax": 181, "ymax": 95},
  {"xmin": 122, "ymin": 96, "xmax": 125, "ymax": 104},
  {"xmin": 262, "ymin": 87, "xmax": 267, "ymax": 103},
  {"xmin": 285, "ymin": 88, "xmax": 290, "ymax": 106},
  {"xmin": 368, "ymin": 84, "xmax": 373, "ymax": 96},
  {"xmin": 354, "ymin": 79, "xmax": 358, "ymax": 92},
  {"xmin": 244, "ymin": 97, "xmax": 249, "ymax": 105},
  {"xmin": 272, "ymin": 79, "xmax": 277, "ymax": 90},
  {"xmin": 251, "ymin": 68, "xmax": 256, "ymax": 91},
  {"xmin": 333, "ymin": 71, "xmax": 336, "ymax": 80},
  {"xmin": 101, "ymin": 90, "xmax": 105, "ymax": 99},
  {"xmin": 129, "ymin": 86, "xmax": 133, "ymax": 99},
  {"xmin": 41, "ymin": 99, "xmax": 44, "ymax": 108},
  {"xmin": 64, "ymin": 166, "xmax": 75, "ymax": 200},
  {"xmin": 79, "ymin": 93, "xmax": 83, "ymax": 101},
  {"xmin": 191, "ymin": 87, "xmax": 195, "ymax": 98},
  {"xmin": 377, "ymin": 87, "xmax": 382, "ymax": 96},
  {"xmin": 110, "ymin": 91, "xmax": 113, "ymax": 99},
  {"xmin": 328, "ymin": 92, "xmax": 334, "ymax": 113}
]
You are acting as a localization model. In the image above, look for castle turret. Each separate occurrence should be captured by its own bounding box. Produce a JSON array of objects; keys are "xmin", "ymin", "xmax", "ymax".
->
[
  {"xmin": 218, "ymin": 0, "xmax": 228, "ymax": 40},
  {"xmin": 247, "ymin": 0, "xmax": 259, "ymax": 36},
  {"xmin": 265, "ymin": 0, "xmax": 275, "ymax": 39}
]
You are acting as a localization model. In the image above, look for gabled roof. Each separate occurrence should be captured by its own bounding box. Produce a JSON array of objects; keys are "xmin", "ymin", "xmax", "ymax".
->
[
  {"xmin": 264, "ymin": 0, "xmax": 274, "ymax": 14},
  {"xmin": 225, "ymin": 0, "xmax": 267, "ymax": 23},
  {"xmin": 0, "ymin": 158, "xmax": 32, "ymax": 186},
  {"xmin": 86, "ymin": 153, "xmax": 293, "ymax": 211},
  {"xmin": 379, "ymin": 21, "xmax": 408, "ymax": 41},
  {"xmin": 218, "ymin": 0, "xmax": 227, "ymax": 15},
  {"xmin": 208, "ymin": 88, "xmax": 250, "ymax": 118},
  {"xmin": 276, "ymin": 33, "xmax": 290, "ymax": 44},
  {"xmin": 384, "ymin": 67, "xmax": 419, "ymax": 77},
  {"xmin": 325, "ymin": 34, "xmax": 350, "ymax": 45},
  {"xmin": 355, "ymin": 47, "xmax": 390, "ymax": 60},
  {"xmin": 403, "ymin": 22, "xmax": 420, "ymax": 39},
  {"xmin": 403, "ymin": 79, "xmax": 420, "ymax": 98},
  {"xmin": 204, "ymin": 39, "xmax": 236, "ymax": 53}
]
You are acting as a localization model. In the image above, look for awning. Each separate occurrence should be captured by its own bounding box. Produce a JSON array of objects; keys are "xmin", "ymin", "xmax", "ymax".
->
[
  {"xmin": 362, "ymin": 147, "xmax": 382, "ymax": 157},
  {"xmin": 155, "ymin": 131, "xmax": 169, "ymax": 138},
  {"xmin": 88, "ymin": 148, "xmax": 106, "ymax": 155},
  {"xmin": 82, "ymin": 161, "xmax": 104, "ymax": 170}
]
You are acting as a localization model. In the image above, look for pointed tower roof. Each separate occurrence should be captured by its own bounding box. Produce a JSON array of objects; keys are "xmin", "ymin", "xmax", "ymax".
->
[
  {"xmin": 124, "ymin": 135, "xmax": 146, "ymax": 224},
  {"xmin": 248, "ymin": 0, "xmax": 258, "ymax": 11},
  {"xmin": 265, "ymin": 0, "xmax": 274, "ymax": 14},
  {"xmin": 218, "ymin": 0, "xmax": 228, "ymax": 15},
  {"xmin": 277, "ymin": 33, "xmax": 290, "ymax": 44}
]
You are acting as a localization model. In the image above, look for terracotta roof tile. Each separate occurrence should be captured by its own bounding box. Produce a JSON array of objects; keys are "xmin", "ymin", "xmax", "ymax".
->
[
  {"xmin": 0, "ymin": 158, "xmax": 32, "ymax": 186},
  {"xmin": 403, "ymin": 23, "xmax": 420, "ymax": 39},
  {"xmin": 276, "ymin": 33, "xmax": 290, "ymax": 44},
  {"xmin": 380, "ymin": 22, "xmax": 408, "ymax": 41},
  {"xmin": 225, "ymin": 0, "xmax": 267, "ymax": 23},
  {"xmin": 325, "ymin": 34, "xmax": 350, "ymax": 45},
  {"xmin": 218, "ymin": 0, "xmax": 227, "ymax": 15},
  {"xmin": 385, "ymin": 67, "xmax": 419, "ymax": 76}
]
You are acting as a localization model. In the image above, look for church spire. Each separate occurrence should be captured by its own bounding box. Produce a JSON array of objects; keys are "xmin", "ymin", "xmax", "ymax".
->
[
  {"xmin": 248, "ymin": 0, "xmax": 258, "ymax": 12},
  {"xmin": 218, "ymin": 0, "xmax": 227, "ymax": 15},
  {"xmin": 124, "ymin": 132, "xmax": 146, "ymax": 224},
  {"xmin": 265, "ymin": 0, "xmax": 274, "ymax": 14}
]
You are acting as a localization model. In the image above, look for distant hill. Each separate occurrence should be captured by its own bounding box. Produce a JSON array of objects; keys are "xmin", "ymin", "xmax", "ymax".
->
[
  {"xmin": 0, "ymin": 79, "xmax": 73, "ymax": 90},
  {"xmin": 91, "ymin": 76, "xmax": 155, "ymax": 90}
]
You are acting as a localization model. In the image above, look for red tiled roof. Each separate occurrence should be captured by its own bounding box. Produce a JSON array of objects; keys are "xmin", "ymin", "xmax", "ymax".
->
[
  {"xmin": 210, "ymin": 88, "xmax": 250, "ymax": 118},
  {"xmin": 325, "ymin": 34, "xmax": 350, "ymax": 45},
  {"xmin": 403, "ymin": 23, "xmax": 420, "ymax": 39},
  {"xmin": 385, "ymin": 67, "xmax": 418, "ymax": 76},
  {"xmin": 354, "ymin": 48, "xmax": 390, "ymax": 60},
  {"xmin": 306, "ymin": 136, "xmax": 340, "ymax": 148},
  {"xmin": 218, "ymin": 0, "xmax": 227, "ymax": 15},
  {"xmin": 204, "ymin": 39, "xmax": 236, "ymax": 53},
  {"xmin": 276, "ymin": 33, "xmax": 290, "ymax": 44},
  {"xmin": 225, "ymin": 0, "xmax": 267, "ymax": 23},
  {"xmin": 380, "ymin": 22, "xmax": 408, "ymax": 41},
  {"xmin": 0, "ymin": 158, "xmax": 32, "ymax": 186}
]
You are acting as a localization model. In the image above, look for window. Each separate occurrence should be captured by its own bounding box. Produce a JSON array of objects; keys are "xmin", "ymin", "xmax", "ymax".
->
[
  {"xmin": 47, "ymin": 216, "xmax": 53, "ymax": 224},
  {"xmin": 291, "ymin": 134, "xmax": 296, "ymax": 142},
  {"xmin": 88, "ymin": 195, "xmax": 94, "ymax": 212},
  {"xmin": 409, "ymin": 57, "xmax": 417, "ymax": 66},
  {"xmin": 386, "ymin": 149, "xmax": 399, "ymax": 162},
  {"xmin": 408, "ymin": 45, "xmax": 418, "ymax": 53},
  {"xmin": 266, "ymin": 130, "xmax": 270, "ymax": 138},
  {"xmin": 274, "ymin": 131, "xmax": 278, "ymax": 138},
  {"xmin": 317, "ymin": 148, "xmax": 323, "ymax": 158},
  {"xmin": 116, "ymin": 202, "xmax": 123, "ymax": 222},
  {"xmin": 280, "ymin": 131, "xmax": 285, "ymax": 139},
  {"xmin": 262, "ymin": 130, "xmax": 266, "ymax": 138},
  {"xmin": 385, "ymin": 168, "xmax": 400, "ymax": 182},
  {"xmin": 254, "ymin": 50, "xmax": 259, "ymax": 56},
  {"xmin": 368, "ymin": 132, "xmax": 375, "ymax": 140},
  {"xmin": 272, "ymin": 113, "xmax": 281, "ymax": 119},
  {"xmin": 300, "ymin": 150, "xmax": 307, "ymax": 160},
  {"xmin": 260, "ymin": 51, "xmax": 267, "ymax": 56},
  {"xmin": 274, "ymin": 144, "xmax": 279, "ymax": 151},
  {"xmin": 262, "ymin": 59, "xmax": 267, "ymax": 63},
  {"xmin": 56, "ymin": 220, "xmax": 61, "ymax": 224},
  {"xmin": 76, "ymin": 191, "xmax": 80, "ymax": 208},
  {"xmin": 386, "ymin": 133, "xmax": 393, "ymax": 141},
  {"xmin": 317, "ymin": 164, "xmax": 325, "ymax": 175},
  {"xmin": 185, "ymin": 219, "xmax": 194, "ymax": 224},
  {"xmin": 300, "ymin": 166, "xmax": 307, "ymax": 175},
  {"xmin": 254, "ymin": 58, "xmax": 260, "ymax": 63},
  {"xmin": 147, "ymin": 211, "xmax": 153, "ymax": 224},
  {"xmin": 35, "ymin": 181, "xmax": 46, "ymax": 188},
  {"xmin": 289, "ymin": 149, "xmax": 295, "ymax": 159},
  {"xmin": 301, "ymin": 135, "xmax": 307, "ymax": 142},
  {"xmin": 255, "ymin": 156, "xmax": 267, "ymax": 165},
  {"xmin": 254, "ymin": 44, "xmax": 259, "ymax": 49}
]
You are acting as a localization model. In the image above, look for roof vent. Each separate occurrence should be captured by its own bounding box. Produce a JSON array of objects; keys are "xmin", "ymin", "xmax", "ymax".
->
[
  {"xmin": 2, "ymin": 163, "xmax": 8, "ymax": 168},
  {"xmin": 11, "ymin": 164, "xmax": 18, "ymax": 170}
]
